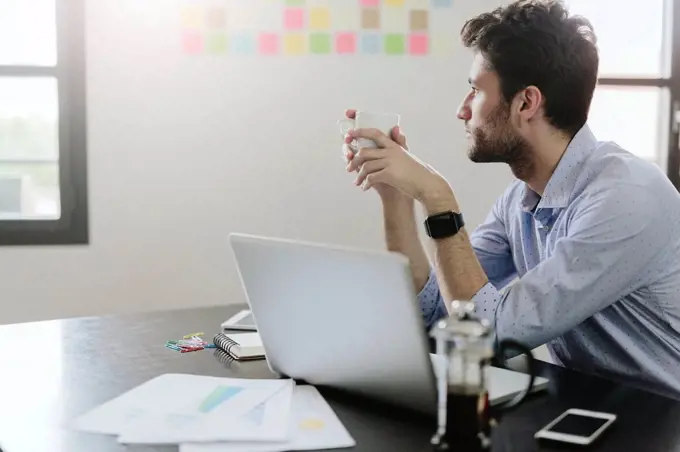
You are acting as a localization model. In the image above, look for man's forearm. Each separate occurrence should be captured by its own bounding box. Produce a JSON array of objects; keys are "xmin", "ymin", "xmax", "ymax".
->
[
  {"xmin": 421, "ymin": 187, "xmax": 488, "ymax": 302},
  {"xmin": 381, "ymin": 194, "xmax": 431, "ymax": 292}
]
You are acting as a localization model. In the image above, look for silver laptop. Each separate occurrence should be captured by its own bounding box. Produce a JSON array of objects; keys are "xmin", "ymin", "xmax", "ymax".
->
[{"xmin": 229, "ymin": 232, "xmax": 548, "ymax": 415}]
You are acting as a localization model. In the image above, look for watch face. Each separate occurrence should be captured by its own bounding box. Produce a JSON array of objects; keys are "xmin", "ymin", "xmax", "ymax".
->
[{"xmin": 426, "ymin": 211, "xmax": 463, "ymax": 239}]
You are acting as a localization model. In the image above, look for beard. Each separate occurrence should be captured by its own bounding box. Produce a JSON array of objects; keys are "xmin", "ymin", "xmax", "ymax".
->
[{"xmin": 467, "ymin": 103, "xmax": 533, "ymax": 177}]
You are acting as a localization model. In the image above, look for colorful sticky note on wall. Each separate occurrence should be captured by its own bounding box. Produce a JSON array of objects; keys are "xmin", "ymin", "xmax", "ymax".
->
[
  {"xmin": 182, "ymin": 31, "xmax": 203, "ymax": 55},
  {"xmin": 178, "ymin": 0, "xmax": 455, "ymax": 57},
  {"xmin": 336, "ymin": 32, "xmax": 356, "ymax": 54},
  {"xmin": 181, "ymin": 6, "xmax": 203, "ymax": 28},
  {"xmin": 361, "ymin": 8, "xmax": 380, "ymax": 29},
  {"xmin": 310, "ymin": 33, "xmax": 331, "ymax": 54},
  {"xmin": 360, "ymin": 33, "xmax": 381, "ymax": 54},
  {"xmin": 409, "ymin": 33, "xmax": 428, "ymax": 55},
  {"xmin": 284, "ymin": 33, "xmax": 306, "ymax": 55},
  {"xmin": 284, "ymin": 8, "xmax": 305, "ymax": 30},
  {"xmin": 230, "ymin": 33, "xmax": 255, "ymax": 55},
  {"xmin": 207, "ymin": 33, "xmax": 228, "ymax": 54},
  {"xmin": 384, "ymin": 33, "xmax": 405, "ymax": 55},
  {"xmin": 206, "ymin": 7, "xmax": 227, "ymax": 29},
  {"xmin": 410, "ymin": 10, "xmax": 428, "ymax": 31},
  {"xmin": 309, "ymin": 7, "xmax": 331, "ymax": 30},
  {"xmin": 259, "ymin": 33, "xmax": 280, "ymax": 55}
]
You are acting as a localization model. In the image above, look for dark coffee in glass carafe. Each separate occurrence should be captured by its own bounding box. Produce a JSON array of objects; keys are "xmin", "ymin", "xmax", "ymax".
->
[
  {"xmin": 430, "ymin": 301, "xmax": 536, "ymax": 451},
  {"xmin": 433, "ymin": 386, "xmax": 491, "ymax": 451}
]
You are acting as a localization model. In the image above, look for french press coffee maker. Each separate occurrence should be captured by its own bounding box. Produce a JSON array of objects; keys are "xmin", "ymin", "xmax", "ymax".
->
[{"xmin": 430, "ymin": 300, "xmax": 537, "ymax": 451}]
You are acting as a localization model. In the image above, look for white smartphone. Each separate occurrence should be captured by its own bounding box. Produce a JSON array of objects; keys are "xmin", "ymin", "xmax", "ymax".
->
[
  {"xmin": 220, "ymin": 309, "xmax": 257, "ymax": 331},
  {"xmin": 534, "ymin": 408, "xmax": 617, "ymax": 445}
]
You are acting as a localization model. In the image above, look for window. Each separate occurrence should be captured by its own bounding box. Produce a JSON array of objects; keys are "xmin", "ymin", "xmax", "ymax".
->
[
  {"xmin": 0, "ymin": 0, "xmax": 88, "ymax": 245},
  {"xmin": 566, "ymin": 0, "xmax": 680, "ymax": 187}
]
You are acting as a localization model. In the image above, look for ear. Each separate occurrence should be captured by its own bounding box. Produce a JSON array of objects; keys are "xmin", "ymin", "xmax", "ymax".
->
[{"xmin": 513, "ymin": 85, "xmax": 542, "ymax": 124}]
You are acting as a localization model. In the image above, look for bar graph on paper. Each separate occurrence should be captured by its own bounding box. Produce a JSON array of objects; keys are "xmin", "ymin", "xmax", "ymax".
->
[
  {"xmin": 198, "ymin": 386, "xmax": 245, "ymax": 413},
  {"xmin": 179, "ymin": 0, "xmax": 456, "ymax": 56},
  {"xmin": 200, "ymin": 386, "xmax": 267, "ymax": 426}
]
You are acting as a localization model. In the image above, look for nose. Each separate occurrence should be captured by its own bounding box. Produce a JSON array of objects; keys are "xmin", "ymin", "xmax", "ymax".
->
[{"xmin": 457, "ymin": 98, "xmax": 471, "ymax": 122}]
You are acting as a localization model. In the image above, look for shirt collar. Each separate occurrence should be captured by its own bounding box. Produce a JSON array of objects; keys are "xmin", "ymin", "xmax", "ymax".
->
[{"xmin": 520, "ymin": 124, "xmax": 597, "ymax": 212}]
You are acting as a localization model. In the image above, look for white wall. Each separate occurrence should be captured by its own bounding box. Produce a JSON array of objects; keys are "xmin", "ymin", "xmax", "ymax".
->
[{"xmin": 0, "ymin": 0, "xmax": 514, "ymax": 325}]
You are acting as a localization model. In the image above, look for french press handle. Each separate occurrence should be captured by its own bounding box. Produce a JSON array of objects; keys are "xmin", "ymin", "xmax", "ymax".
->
[{"xmin": 491, "ymin": 338, "xmax": 537, "ymax": 414}]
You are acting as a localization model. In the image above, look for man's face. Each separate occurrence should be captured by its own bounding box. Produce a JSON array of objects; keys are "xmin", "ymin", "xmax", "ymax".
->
[{"xmin": 457, "ymin": 53, "xmax": 529, "ymax": 164}]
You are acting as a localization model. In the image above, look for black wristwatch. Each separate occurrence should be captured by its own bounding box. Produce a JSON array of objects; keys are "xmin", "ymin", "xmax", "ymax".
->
[{"xmin": 424, "ymin": 210, "xmax": 465, "ymax": 239}]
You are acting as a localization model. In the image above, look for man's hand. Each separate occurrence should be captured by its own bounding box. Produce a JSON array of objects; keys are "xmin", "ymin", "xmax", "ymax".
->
[
  {"xmin": 342, "ymin": 111, "xmax": 432, "ymax": 294},
  {"xmin": 342, "ymin": 109, "xmax": 408, "ymax": 201},
  {"xmin": 345, "ymin": 126, "xmax": 451, "ymax": 206}
]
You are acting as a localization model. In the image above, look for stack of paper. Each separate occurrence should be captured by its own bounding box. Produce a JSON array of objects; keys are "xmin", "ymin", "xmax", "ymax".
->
[
  {"xmin": 181, "ymin": 386, "xmax": 355, "ymax": 452},
  {"xmin": 70, "ymin": 373, "xmax": 355, "ymax": 451}
]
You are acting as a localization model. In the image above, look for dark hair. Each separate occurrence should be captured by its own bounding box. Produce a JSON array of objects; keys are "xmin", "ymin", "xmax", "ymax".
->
[{"xmin": 461, "ymin": 0, "xmax": 598, "ymax": 137}]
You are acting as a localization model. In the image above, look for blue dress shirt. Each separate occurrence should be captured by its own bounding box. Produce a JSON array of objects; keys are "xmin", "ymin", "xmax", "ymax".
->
[{"xmin": 419, "ymin": 125, "xmax": 680, "ymax": 399}]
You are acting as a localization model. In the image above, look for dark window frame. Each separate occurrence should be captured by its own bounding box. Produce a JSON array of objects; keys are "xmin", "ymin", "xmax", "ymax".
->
[
  {"xmin": 668, "ymin": 0, "xmax": 680, "ymax": 188},
  {"xmin": 595, "ymin": 0, "xmax": 680, "ymax": 189},
  {"xmin": 0, "ymin": 0, "xmax": 88, "ymax": 245}
]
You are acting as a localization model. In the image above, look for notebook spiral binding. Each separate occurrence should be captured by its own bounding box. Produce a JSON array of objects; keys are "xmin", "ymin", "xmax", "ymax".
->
[{"xmin": 213, "ymin": 332, "xmax": 238, "ymax": 356}]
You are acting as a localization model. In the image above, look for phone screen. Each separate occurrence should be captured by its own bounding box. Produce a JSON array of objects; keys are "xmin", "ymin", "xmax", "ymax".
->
[{"xmin": 548, "ymin": 414, "xmax": 610, "ymax": 437}]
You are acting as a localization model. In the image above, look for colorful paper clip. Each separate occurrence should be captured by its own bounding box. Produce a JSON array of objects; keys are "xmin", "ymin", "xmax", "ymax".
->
[
  {"xmin": 183, "ymin": 332, "xmax": 204, "ymax": 339},
  {"xmin": 180, "ymin": 346, "xmax": 204, "ymax": 353},
  {"xmin": 166, "ymin": 332, "xmax": 210, "ymax": 353}
]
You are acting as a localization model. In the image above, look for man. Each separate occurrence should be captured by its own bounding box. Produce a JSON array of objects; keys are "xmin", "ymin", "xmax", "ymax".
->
[{"xmin": 343, "ymin": 0, "xmax": 680, "ymax": 399}]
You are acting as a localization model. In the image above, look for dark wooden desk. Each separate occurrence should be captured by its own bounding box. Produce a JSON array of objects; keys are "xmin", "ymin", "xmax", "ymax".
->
[{"xmin": 0, "ymin": 305, "xmax": 679, "ymax": 452}]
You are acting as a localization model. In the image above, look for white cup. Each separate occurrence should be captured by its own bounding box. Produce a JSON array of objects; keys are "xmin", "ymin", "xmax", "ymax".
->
[{"xmin": 337, "ymin": 111, "xmax": 401, "ymax": 152}]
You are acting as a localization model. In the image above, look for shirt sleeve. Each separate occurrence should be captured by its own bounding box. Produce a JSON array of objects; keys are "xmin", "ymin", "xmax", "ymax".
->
[
  {"xmin": 471, "ymin": 185, "xmax": 668, "ymax": 351},
  {"xmin": 417, "ymin": 194, "xmax": 516, "ymax": 330},
  {"xmin": 470, "ymin": 194, "xmax": 517, "ymax": 290},
  {"xmin": 417, "ymin": 269, "xmax": 449, "ymax": 330}
]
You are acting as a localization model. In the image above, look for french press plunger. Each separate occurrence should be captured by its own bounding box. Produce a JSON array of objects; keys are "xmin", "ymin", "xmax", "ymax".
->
[{"xmin": 430, "ymin": 300, "xmax": 537, "ymax": 451}]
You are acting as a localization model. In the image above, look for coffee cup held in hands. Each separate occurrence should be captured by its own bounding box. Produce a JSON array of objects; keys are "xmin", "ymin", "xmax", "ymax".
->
[{"xmin": 337, "ymin": 111, "xmax": 401, "ymax": 153}]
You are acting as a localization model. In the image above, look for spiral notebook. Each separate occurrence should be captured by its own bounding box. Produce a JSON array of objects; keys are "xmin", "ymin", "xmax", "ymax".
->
[{"xmin": 213, "ymin": 332, "xmax": 265, "ymax": 360}]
